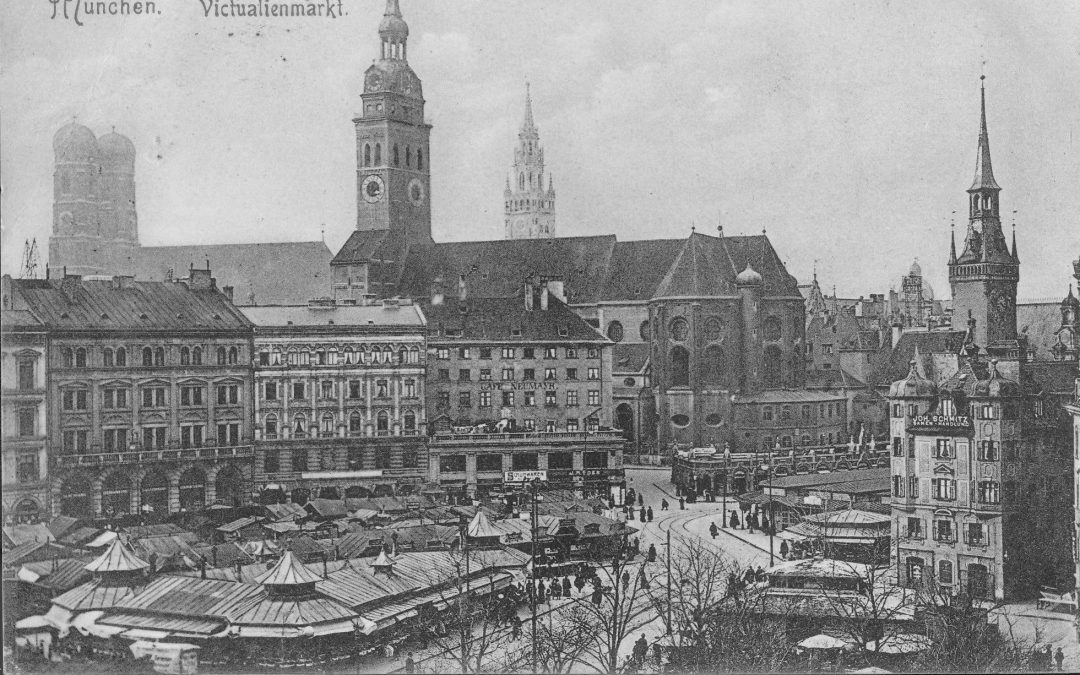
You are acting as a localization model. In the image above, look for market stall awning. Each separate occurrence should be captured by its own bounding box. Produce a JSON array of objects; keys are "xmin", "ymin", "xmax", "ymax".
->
[{"xmin": 71, "ymin": 611, "xmax": 126, "ymax": 639}]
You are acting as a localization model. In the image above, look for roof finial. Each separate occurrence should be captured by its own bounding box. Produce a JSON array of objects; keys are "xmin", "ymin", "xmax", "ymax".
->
[{"xmin": 813, "ymin": 259, "xmax": 818, "ymax": 282}]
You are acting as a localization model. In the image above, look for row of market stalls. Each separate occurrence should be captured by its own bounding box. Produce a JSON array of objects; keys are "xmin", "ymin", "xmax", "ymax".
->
[{"xmin": 14, "ymin": 537, "xmax": 531, "ymax": 670}]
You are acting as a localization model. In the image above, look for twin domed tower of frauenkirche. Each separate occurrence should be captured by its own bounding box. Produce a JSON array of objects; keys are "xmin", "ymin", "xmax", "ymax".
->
[{"xmin": 49, "ymin": 121, "xmax": 139, "ymax": 275}]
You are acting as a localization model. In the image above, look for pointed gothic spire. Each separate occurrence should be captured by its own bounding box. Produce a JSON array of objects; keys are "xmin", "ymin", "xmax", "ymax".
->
[
  {"xmin": 1011, "ymin": 223, "xmax": 1019, "ymax": 262},
  {"xmin": 970, "ymin": 77, "xmax": 1000, "ymax": 191},
  {"xmin": 523, "ymin": 82, "xmax": 536, "ymax": 131},
  {"xmin": 949, "ymin": 223, "xmax": 958, "ymax": 265}
]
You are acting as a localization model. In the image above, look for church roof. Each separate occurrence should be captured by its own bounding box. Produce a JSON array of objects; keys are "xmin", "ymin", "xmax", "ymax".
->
[
  {"xmin": 970, "ymin": 82, "xmax": 1000, "ymax": 191},
  {"xmin": 84, "ymin": 539, "xmax": 151, "ymax": 574},
  {"xmin": 601, "ymin": 238, "xmax": 685, "ymax": 302},
  {"xmin": 655, "ymin": 233, "xmax": 741, "ymax": 297},
  {"xmin": 131, "ymin": 241, "xmax": 333, "ymax": 306},
  {"xmin": 8, "ymin": 276, "xmax": 251, "ymax": 333}
]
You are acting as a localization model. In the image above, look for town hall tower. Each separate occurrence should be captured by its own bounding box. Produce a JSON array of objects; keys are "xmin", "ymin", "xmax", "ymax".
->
[{"xmin": 504, "ymin": 84, "xmax": 556, "ymax": 239}]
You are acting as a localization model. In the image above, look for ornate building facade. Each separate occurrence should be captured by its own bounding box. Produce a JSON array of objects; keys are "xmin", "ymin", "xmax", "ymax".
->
[
  {"xmin": 504, "ymin": 84, "xmax": 556, "ymax": 239},
  {"xmin": 1, "ymin": 301, "xmax": 50, "ymax": 523},
  {"xmin": 242, "ymin": 298, "xmax": 428, "ymax": 503},
  {"xmin": 4, "ymin": 270, "xmax": 256, "ymax": 519}
]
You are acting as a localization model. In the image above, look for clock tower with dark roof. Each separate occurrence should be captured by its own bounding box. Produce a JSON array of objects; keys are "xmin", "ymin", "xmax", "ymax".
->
[
  {"xmin": 948, "ymin": 79, "xmax": 1020, "ymax": 358},
  {"xmin": 354, "ymin": 0, "xmax": 432, "ymax": 244}
]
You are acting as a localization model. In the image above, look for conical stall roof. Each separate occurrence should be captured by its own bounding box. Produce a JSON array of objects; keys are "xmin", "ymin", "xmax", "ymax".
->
[
  {"xmin": 255, "ymin": 550, "xmax": 324, "ymax": 586},
  {"xmin": 371, "ymin": 550, "xmax": 395, "ymax": 568},
  {"xmin": 84, "ymin": 538, "xmax": 151, "ymax": 573},
  {"xmin": 465, "ymin": 511, "xmax": 501, "ymax": 539}
]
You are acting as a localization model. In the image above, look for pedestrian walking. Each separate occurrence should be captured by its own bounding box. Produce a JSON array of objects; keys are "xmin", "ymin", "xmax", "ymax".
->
[
  {"xmin": 639, "ymin": 507, "xmax": 646, "ymax": 523},
  {"xmin": 780, "ymin": 540, "xmax": 789, "ymax": 559},
  {"xmin": 709, "ymin": 522, "xmax": 718, "ymax": 539},
  {"xmin": 647, "ymin": 543, "xmax": 657, "ymax": 563},
  {"xmin": 511, "ymin": 615, "xmax": 522, "ymax": 640},
  {"xmin": 747, "ymin": 513, "xmax": 756, "ymax": 534},
  {"xmin": 591, "ymin": 586, "xmax": 603, "ymax": 606},
  {"xmin": 575, "ymin": 575, "xmax": 586, "ymax": 593},
  {"xmin": 622, "ymin": 570, "xmax": 630, "ymax": 591},
  {"xmin": 562, "ymin": 577, "xmax": 572, "ymax": 597},
  {"xmin": 647, "ymin": 506, "xmax": 654, "ymax": 522},
  {"xmin": 653, "ymin": 641, "xmax": 663, "ymax": 666},
  {"xmin": 1055, "ymin": 646, "xmax": 1064, "ymax": 671},
  {"xmin": 761, "ymin": 514, "xmax": 770, "ymax": 533},
  {"xmin": 638, "ymin": 567, "xmax": 650, "ymax": 590},
  {"xmin": 638, "ymin": 493, "xmax": 644, "ymax": 507},
  {"xmin": 679, "ymin": 496, "xmax": 685, "ymax": 510},
  {"xmin": 661, "ymin": 498, "xmax": 669, "ymax": 511},
  {"xmin": 730, "ymin": 510, "xmax": 740, "ymax": 529},
  {"xmin": 404, "ymin": 652, "xmax": 416, "ymax": 674},
  {"xmin": 743, "ymin": 567, "xmax": 755, "ymax": 585}
]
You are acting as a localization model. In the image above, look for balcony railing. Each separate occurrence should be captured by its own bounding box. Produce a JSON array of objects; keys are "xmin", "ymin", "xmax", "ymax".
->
[
  {"xmin": 55, "ymin": 444, "xmax": 255, "ymax": 468},
  {"xmin": 432, "ymin": 430, "xmax": 625, "ymax": 445}
]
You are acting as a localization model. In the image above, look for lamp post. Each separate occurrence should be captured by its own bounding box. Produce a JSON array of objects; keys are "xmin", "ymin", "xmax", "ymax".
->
[
  {"xmin": 762, "ymin": 452, "xmax": 775, "ymax": 567},
  {"xmin": 721, "ymin": 443, "xmax": 731, "ymax": 527}
]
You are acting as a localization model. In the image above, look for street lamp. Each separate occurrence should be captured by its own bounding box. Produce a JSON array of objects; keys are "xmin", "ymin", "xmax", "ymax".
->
[
  {"xmin": 530, "ymin": 476, "xmax": 540, "ymax": 674},
  {"xmin": 762, "ymin": 453, "xmax": 775, "ymax": 567},
  {"xmin": 721, "ymin": 443, "xmax": 731, "ymax": 528}
]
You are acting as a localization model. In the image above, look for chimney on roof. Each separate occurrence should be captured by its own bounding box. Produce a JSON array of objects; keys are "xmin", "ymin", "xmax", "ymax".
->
[
  {"xmin": 431, "ymin": 276, "xmax": 445, "ymax": 306},
  {"xmin": 60, "ymin": 274, "xmax": 82, "ymax": 300},
  {"xmin": 525, "ymin": 277, "xmax": 535, "ymax": 311},
  {"xmin": 546, "ymin": 276, "xmax": 565, "ymax": 303},
  {"xmin": 458, "ymin": 274, "xmax": 467, "ymax": 302},
  {"xmin": 188, "ymin": 266, "xmax": 216, "ymax": 291},
  {"xmin": 540, "ymin": 279, "xmax": 549, "ymax": 311},
  {"xmin": 221, "ymin": 285, "xmax": 234, "ymax": 303}
]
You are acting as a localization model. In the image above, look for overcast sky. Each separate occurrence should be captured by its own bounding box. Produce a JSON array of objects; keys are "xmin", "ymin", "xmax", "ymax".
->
[{"xmin": 2, "ymin": 0, "xmax": 1078, "ymax": 300}]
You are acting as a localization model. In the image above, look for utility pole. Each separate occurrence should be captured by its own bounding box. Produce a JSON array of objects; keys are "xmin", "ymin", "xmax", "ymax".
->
[
  {"xmin": 530, "ymin": 477, "xmax": 540, "ymax": 674},
  {"xmin": 665, "ymin": 529, "xmax": 672, "ymax": 633}
]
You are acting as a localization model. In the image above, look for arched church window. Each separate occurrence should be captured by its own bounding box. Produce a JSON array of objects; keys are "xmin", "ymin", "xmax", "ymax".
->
[
  {"xmin": 374, "ymin": 143, "xmax": 382, "ymax": 165},
  {"xmin": 764, "ymin": 316, "xmax": 782, "ymax": 341},
  {"xmin": 393, "ymin": 144, "xmax": 400, "ymax": 167},
  {"xmin": 405, "ymin": 146, "xmax": 412, "ymax": 168},
  {"xmin": 417, "ymin": 149, "xmax": 423, "ymax": 171},
  {"xmin": 703, "ymin": 345, "xmax": 725, "ymax": 385},
  {"xmin": 670, "ymin": 347, "xmax": 690, "ymax": 387},
  {"xmin": 364, "ymin": 144, "xmax": 371, "ymax": 167},
  {"xmin": 704, "ymin": 317, "xmax": 723, "ymax": 341},
  {"xmin": 519, "ymin": 174, "xmax": 525, "ymax": 191},
  {"xmin": 670, "ymin": 318, "xmax": 689, "ymax": 342}
]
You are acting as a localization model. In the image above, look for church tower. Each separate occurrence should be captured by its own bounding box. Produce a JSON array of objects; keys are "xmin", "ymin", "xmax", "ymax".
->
[
  {"xmin": 504, "ymin": 84, "xmax": 556, "ymax": 239},
  {"xmin": 354, "ymin": 0, "xmax": 432, "ymax": 243},
  {"xmin": 948, "ymin": 78, "xmax": 1020, "ymax": 358}
]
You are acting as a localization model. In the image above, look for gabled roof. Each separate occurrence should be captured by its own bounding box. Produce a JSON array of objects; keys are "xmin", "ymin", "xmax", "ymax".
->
[
  {"xmin": 0, "ymin": 309, "xmax": 43, "ymax": 330},
  {"xmin": 330, "ymin": 230, "xmax": 406, "ymax": 266},
  {"xmin": 2, "ymin": 522, "xmax": 54, "ymax": 548},
  {"xmin": 132, "ymin": 241, "xmax": 333, "ymax": 306},
  {"xmin": 306, "ymin": 499, "xmax": 349, "ymax": 518},
  {"xmin": 601, "ymin": 238, "xmax": 685, "ymax": 302},
  {"xmin": 879, "ymin": 330, "xmax": 966, "ymax": 385},
  {"xmin": 46, "ymin": 516, "xmax": 81, "ymax": 541},
  {"xmin": 9, "ymin": 277, "xmax": 251, "ymax": 333},
  {"xmin": 256, "ymin": 551, "xmax": 324, "ymax": 586},
  {"xmin": 84, "ymin": 539, "xmax": 151, "ymax": 573}
]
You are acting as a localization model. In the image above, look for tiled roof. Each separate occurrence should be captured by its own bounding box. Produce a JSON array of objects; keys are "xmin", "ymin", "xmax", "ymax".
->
[
  {"xmin": 805, "ymin": 368, "xmax": 870, "ymax": 390},
  {"xmin": 1022, "ymin": 361, "xmax": 1078, "ymax": 396},
  {"xmin": 0, "ymin": 309, "xmax": 43, "ymax": 330},
  {"xmin": 242, "ymin": 302, "xmax": 426, "ymax": 328},
  {"xmin": 879, "ymin": 330, "xmax": 966, "ymax": 385},
  {"xmin": 601, "ymin": 239, "xmax": 685, "ymax": 302},
  {"xmin": 761, "ymin": 468, "xmax": 888, "ymax": 491},
  {"xmin": 46, "ymin": 516, "xmax": 80, "ymax": 541},
  {"xmin": 330, "ymin": 230, "xmax": 405, "ymax": 266},
  {"xmin": 423, "ymin": 295, "xmax": 607, "ymax": 343},
  {"xmin": 3, "ymin": 523, "xmax": 54, "ymax": 548},
  {"xmin": 654, "ymin": 233, "xmax": 740, "ymax": 298},
  {"xmin": 803, "ymin": 509, "xmax": 891, "ymax": 526},
  {"xmin": 112, "ymin": 574, "xmax": 263, "ymax": 620},
  {"xmin": 306, "ymin": 499, "xmax": 349, "ymax": 518},
  {"xmin": 19, "ymin": 558, "xmax": 93, "ymax": 591},
  {"xmin": 9, "ymin": 277, "xmax": 251, "ymax": 333},
  {"xmin": 733, "ymin": 390, "xmax": 846, "ymax": 404},
  {"xmin": 130, "ymin": 241, "xmax": 333, "ymax": 306},
  {"xmin": 52, "ymin": 579, "xmax": 141, "ymax": 612},
  {"xmin": 395, "ymin": 236, "xmax": 617, "ymax": 305},
  {"xmin": 1018, "ymin": 302, "xmax": 1065, "ymax": 361}
]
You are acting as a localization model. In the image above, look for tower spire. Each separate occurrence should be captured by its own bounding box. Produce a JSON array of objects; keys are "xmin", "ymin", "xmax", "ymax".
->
[
  {"xmin": 949, "ymin": 222, "xmax": 958, "ymax": 265},
  {"xmin": 970, "ymin": 76, "xmax": 1000, "ymax": 191},
  {"xmin": 523, "ymin": 82, "xmax": 536, "ymax": 131}
]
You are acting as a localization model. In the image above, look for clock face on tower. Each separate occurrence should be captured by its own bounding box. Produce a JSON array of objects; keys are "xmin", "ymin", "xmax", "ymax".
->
[
  {"xmin": 408, "ymin": 178, "xmax": 425, "ymax": 206},
  {"xmin": 362, "ymin": 175, "xmax": 385, "ymax": 203}
]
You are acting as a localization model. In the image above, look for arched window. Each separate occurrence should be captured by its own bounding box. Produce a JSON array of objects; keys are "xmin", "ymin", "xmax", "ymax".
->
[
  {"xmin": 405, "ymin": 146, "xmax": 412, "ymax": 167},
  {"xmin": 404, "ymin": 410, "xmax": 416, "ymax": 433},
  {"xmin": 392, "ymin": 144, "xmax": 400, "ymax": 166},
  {"xmin": 102, "ymin": 472, "xmax": 132, "ymax": 516},
  {"xmin": 62, "ymin": 348, "xmax": 73, "ymax": 368},
  {"xmin": 180, "ymin": 347, "xmax": 190, "ymax": 365},
  {"xmin": 60, "ymin": 474, "xmax": 92, "ymax": 517},
  {"xmin": 971, "ymin": 194, "xmax": 979, "ymax": 212},
  {"xmin": 374, "ymin": 143, "xmax": 382, "ymax": 165},
  {"xmin": 616, "ymin": 403, "xmax": 635, "ymax": 441},
  {"xmin": 116, "ymin": 347, "xmax": 127, "ymax": 366},
  {"xmin": 349, "ymin": 411, "xmax": 363, "ymax": 435},
  {"xmin": 764, "ymin": 346, "xmax": 783, "ymax": 388},
  {"xmin": 764, "ymin": 316, "xmax": 782, "ymax": 341},
  {"xmin": 192, "ymin": 346, "xmax": 202, "ymax": 365},
  {"xmin": 704, "ymin": 317, "xmax": 723, "ymax": 342},
  {"xmin": 377, "ymin": 410, "xmax": 390, "ymax": 433},
  {"xmin": 417, "ymin": 148, "xmax": 423, "ymax": 171},
  {"xmin": 265, "ymin": 414, "xmax": 278, "ymax": 439},
  {"xmin": 606, "ymin": 321, "xmax": 624, "ymax": 342},
  {"xmin": 75, "ymin": 348, "xmax": 87, "ymax": 368},
  {"xmin": 364, "ymin": 144, "xmax": 371, "ymax": 167},
  {"xmin": 383, "ymin": 345, "xmax": 394, "ymax": 363},
  {"xmin": 216, "ymin": 347, "xmax": 227, "ymax": 365},
  {"xmin": 143, "ymin": 346, "xmax": 154, "ymax": 366},
  {"xmin": 399, "ymin": 347, "xmax": 408, "ymax": 364},
  {"xmin": 140, "ymin": 470, "xmax": 169, "ymax": 514},
  {"xmin": 670, "ymin": 318, "xmax": 689, "ymax": 342},
  {"xmin": 357, "ymin": 346, "xmax": 367, "ymax": 364},
  {"xmin": 154, "ymin": 347, "xmax": 165, "ymax": 366},
  {"xmin": 14, "ymin": 498, "xmax": 41, "ymax": 524},
  {"xmin": 670, "ymin": 346, "xmax": 690, "ymax": 387},
  {"xmin": 178, "ymin": 468, "xmax": 205, "ymax": 509},
  {"xmin": 321, "ymin": 412, "xmax": 334, "ymax": 437},
  {"xmin": 215, "ymin": 465, "xmax": 244, "ymax": 507},
  {"xmin": 103, "ymin": 348, "xmax": 114, "ymax": 367},
  {"xmin": 703, "ymin": 345, "xmax": 725, "ymax": 385},
  {"xmin": 228, "ymin": 347, "xmax": 238, "ymax": 365}
]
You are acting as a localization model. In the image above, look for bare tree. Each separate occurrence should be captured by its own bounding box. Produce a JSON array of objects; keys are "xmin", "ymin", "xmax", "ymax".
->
[
  {"xmin": 814, "ymin": 558, "xmax": 917, "ymax": 655},
  {"xmin": 532, "ymin": 600, "xmax": 599, "ymax": 673},
  {"xmin": 417, "ymin": 550, "xmax": 514, "ymax": 674}
]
